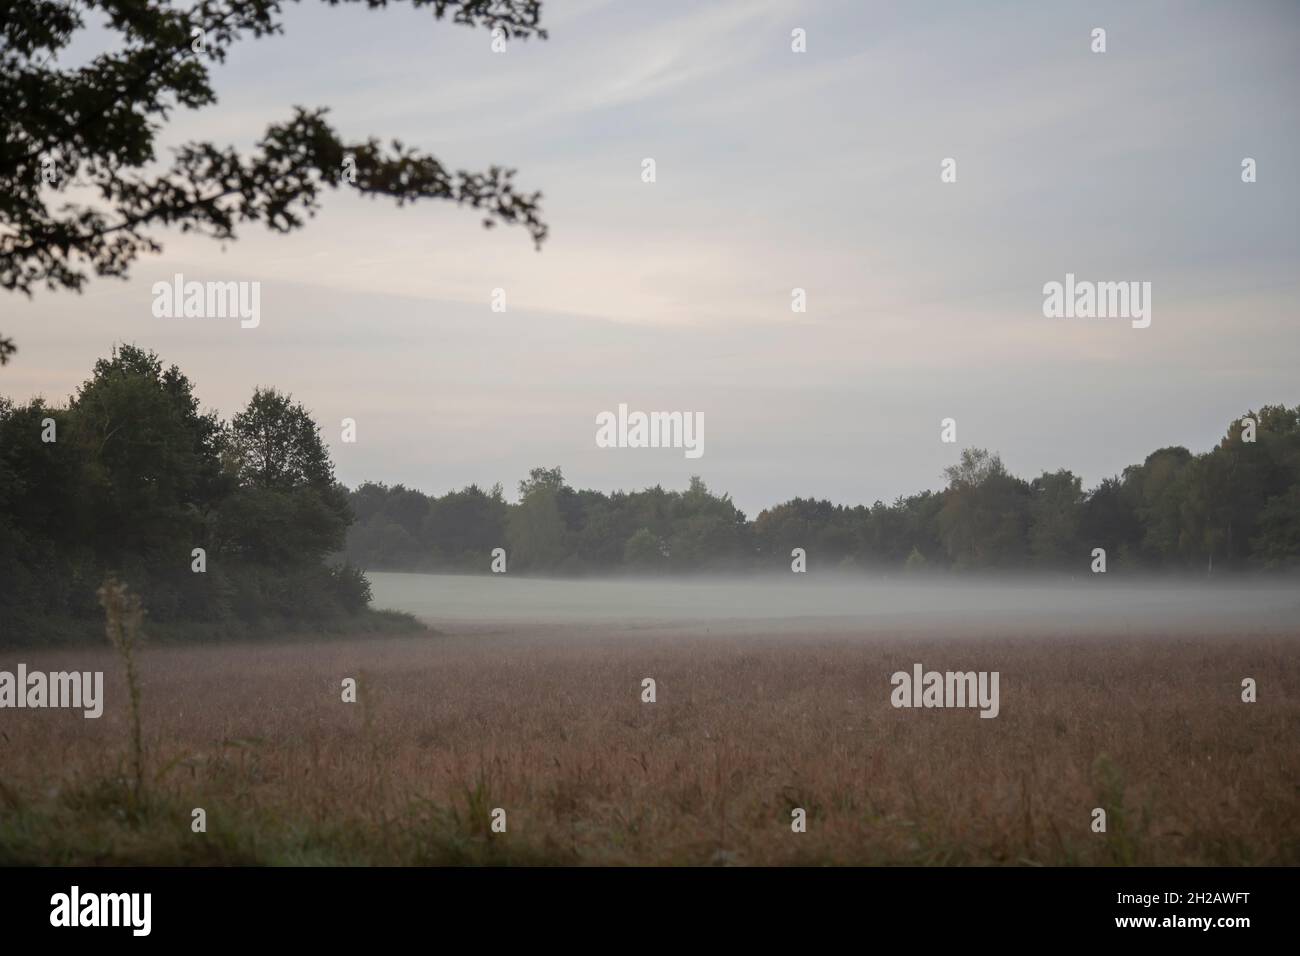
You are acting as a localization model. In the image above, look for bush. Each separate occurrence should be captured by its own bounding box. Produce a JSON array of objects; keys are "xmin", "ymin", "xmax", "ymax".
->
[{"xmin": 329, "ymin": 562, "xmax": 373, "ymax": 614}]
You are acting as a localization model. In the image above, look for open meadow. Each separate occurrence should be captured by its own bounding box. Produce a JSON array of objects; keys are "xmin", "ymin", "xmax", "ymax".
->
[{"xmin": 2, "ymin": 575, "xmax": 1297, "ymax": 866}]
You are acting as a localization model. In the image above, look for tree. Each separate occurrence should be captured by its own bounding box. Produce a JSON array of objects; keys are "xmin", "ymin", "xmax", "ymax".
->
[
  {"xmin": 1124, "ymin": 446, "xmax": 1193, "ymax": 564},
  {"xmin": 507, "ymin": 481, "xmax": 565, "ymax": 570},
  {"xmin": 666, "ymin": 476, "xmax": 748, "ymax": 570},
  {"xmin": 1251, "ymin": 486, "xmax": 1300, "ymax": 568},
  {"xmin": 1028, "ymin": 469, "xmax": 1083, "ymax": 566},
  {"xmin": 221, "ymin": 387, "xmax": 349, "ymax": 562},
  {"xmin": 937, "ymin": 448, "xmax": 1031, "ymax": 568},
  {"xmin": 1, "ymin": 346, "xmax": 395, "ymax": 628},
  {"xmin": 943, "ymin": 447, "xmax": 1006, "ymax": 489},
  {"xmin": 0, "ymin": 396, "xmax": 89, "ymax": 618},
  {"xmin": 623, "ymin": 527, "xmax": 665, "ymax": 571},
  {"xmin": 227, "ymin": 387, "xmax": 335, "ymax": 490},
  {"xmin": 1203, "ymin": 407, "xmax": 1300, "ymax": 567},
  {"xmin": 518, "ymin": 466, "xmax": 566, "ymax": 498},
  {"xmin": 865, "ymin": 493, "xmax": 942, "ymax": 568},
  {"xmin": 69, "ymin": 344, "xmax": 225, "ymax": 564},
  {"xmin": 1177, "ymin": 452, "xmax": 1233, "ymax": 571},
  {"xmin": 423, "ymin": 482, "xmax": 507, "ymax": 567},
  {"xmin": 1079, "ymin": 476, "xmax": 1140, "ymax": 567},
  {"xmin": 571, "ymin": 497, "xmax": 628, "ymax": 567},
  {"xmin": 753, "ymin": 497, "xmax": 848, "ymax": 568},
  {"xmin": 1, "ymin": 0, "xmax": 550, "ymax": 352}
]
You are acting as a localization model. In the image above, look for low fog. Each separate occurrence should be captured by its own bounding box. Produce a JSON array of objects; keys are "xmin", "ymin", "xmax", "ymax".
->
[{"xmin": 368, "ymin": 572, "xmax": 1300, "ymax": 639}]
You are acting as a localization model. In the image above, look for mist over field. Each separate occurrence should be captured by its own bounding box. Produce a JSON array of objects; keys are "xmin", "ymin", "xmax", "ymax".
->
[{"xmin": 369, "ymin": 571, "xmax": 1300, "ymax": 637}]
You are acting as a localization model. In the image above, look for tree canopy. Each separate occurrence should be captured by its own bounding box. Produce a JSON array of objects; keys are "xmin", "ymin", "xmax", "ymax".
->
[
  {"xmin": 0, "ymin": 0, "xmax": 550, "ymax": 359},
  {"xmin": 346, "ymin": 409, "xmax": 1300, "ymax": 576},
  {"xmin": 0, "ymin": 344, "xmax": 371, "ymax": 638}
]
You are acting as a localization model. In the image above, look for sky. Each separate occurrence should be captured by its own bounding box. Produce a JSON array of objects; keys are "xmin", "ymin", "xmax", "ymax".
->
[{"xmin": 6, "ymin": 0, "xmax": 1300, "ymax": 515}]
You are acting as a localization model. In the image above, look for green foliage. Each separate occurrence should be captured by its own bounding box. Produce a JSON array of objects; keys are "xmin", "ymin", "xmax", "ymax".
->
[
  {"xmin": 70, "ymin": 345, "xmax": 226, "ymax": 566},
  {"xmin": 219, "ymin": 388, "xmax": 351, "ymax": 565},
  {"xmin": 0, "ymin": 345, "xmax": 376, "ymax": 637},
  {"xmin": 753, "ymin": 497, "xmax": 855, "ymax": 570},
  {"xmin": 507, "ymin": 479, "xmax": 566, "ymax": 571},
  {"xmin": 329, "ymin": 562, "xmax": 374, "ymax": 614},
  {"xmin": 623, "ymin": 528, "xmax": 665, "ymax": 571},
  {"xmin": 1028, "ymin": 469, "xmax": 1084, "ymax": 564},
  {"xmin": 1252, "ymin": 486, "xmax": 1300, "ymax": 568},
  {"xmin": 344, "ymin": 409, "xmax": 1300, "ymax": 576},
  {"xmin": 938, "ymin": 449, "xmax": 1031, "ymax": 568},
  {"xmin": 347, "ymin": 481, "xmax": 508, "ymax": 570}
]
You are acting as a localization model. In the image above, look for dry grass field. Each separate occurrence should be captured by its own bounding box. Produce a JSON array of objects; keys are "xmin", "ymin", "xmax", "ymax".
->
[{"xmin": 2, "ymin": 626, "xmax": 1297, "ymax": 866}]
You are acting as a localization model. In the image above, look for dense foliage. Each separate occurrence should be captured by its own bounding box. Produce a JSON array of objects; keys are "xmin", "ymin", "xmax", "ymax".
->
[
  {"xmin": 0, "ymin": 345, "xmax": 370, "ymax": 636},
  {"xmin": 3, "ymin": 345, "xmax": 1295, "ymax": 647},
  {"xmin": 347, "ymin": 408, "xmax": 1300, "ymax": 575}
]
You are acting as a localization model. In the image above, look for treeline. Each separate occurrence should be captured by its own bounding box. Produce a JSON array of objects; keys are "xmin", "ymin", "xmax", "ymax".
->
[
  {"xmin": 347, "ymin": 406, "xmax": 1300, "ymax": 575},
  {"xmin": 0, "ymin": 346, "xmax": 377, "ymax": 641}
]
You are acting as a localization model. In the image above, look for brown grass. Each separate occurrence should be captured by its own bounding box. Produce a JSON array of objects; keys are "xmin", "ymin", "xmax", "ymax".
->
[{"xmin": 2, "ymin": 627, "xmax": 1297, "ymax": 865}]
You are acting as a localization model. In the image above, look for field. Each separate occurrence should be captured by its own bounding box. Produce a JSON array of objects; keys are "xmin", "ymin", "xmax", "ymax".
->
[{"xmin": 2, "ymin": 619, "xmax": 1297, "ymax": 866}]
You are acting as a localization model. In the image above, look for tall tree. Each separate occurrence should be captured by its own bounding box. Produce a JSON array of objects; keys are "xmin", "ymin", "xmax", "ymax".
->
[
  {"xmin": 227, "ymin": 387, "xmax": 335, "ymax": 490},
  {"xmin": 507, "ymin": 480, "xmax": 564, "ymax": 570},
  {"xmin": 937, "ymin": 448, "xmax": 1031, "ymax": 569},
  {"xmin": 69, "ymin": 344, "xmax": 224, "ymax": 564},
  {"xmin": 1079, "ymin": 476, "xmax": 1141, "ymax": 568},
  {"xmin": 1028, "ymin": 469, "xmax": 1084, "ymax": 567},
  {"xmin": 1125, "ymin": 447, "xmax": 1194, "ymax": 564},
  {"xmin": 221, "ymin": 387, "xmax": 349, "ymax": 562}
]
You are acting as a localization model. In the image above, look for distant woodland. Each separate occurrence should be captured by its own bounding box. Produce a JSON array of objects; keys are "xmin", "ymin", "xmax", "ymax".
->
[
  {"xmin": 2, "ymin": 347, "xmax": 1296, "ymax": 644},
  {"xmin": 347, "ymin": 409, "xmax": 1300, "ymax": 576}
]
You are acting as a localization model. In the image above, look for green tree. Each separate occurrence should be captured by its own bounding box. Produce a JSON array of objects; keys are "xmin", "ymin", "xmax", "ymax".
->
[
  {"xmin": 423, "ymin": 483, "xmax": 508, "ymax": 567},
  {"xmin": 1252, "ymin": 486, "xmax": 1300, "ymax": 568},
  {"xmin": 518, "ymin": 466, "xmax": 566, "ymax": 498},
  {"xmin": 221, "ymin": 387, "xmax": 349, "ymax": 563},
  {"xmin": 1028, "ymin": 469, "xmax": 1084, "ymax": 567},
  {"xmin": 1203, "ymin": 407, "xmax": 1300, "ymax": 568},
  {"xmin": 1124, "ymin": 446, "xmax": 1193, "ymax": 564},
  {"xmin": 666, "ymin": 476, "xmax": 748, "ymax": 570},
  {"xmin": 69, "ymin": 344, "xmax": 224, "ymax": 567},
  {"xmin": 1079, "ymin": 476, "xmax": 1141, "ymax": 568},
  {"xmin": 623, "ymin": 527, "xmax": 665, "ymax": 571},
  {"xmin": 507, "ymin": 471, "xmax": 566, "ymax": 570},
  {"xmin": 227, "ymin": 387, "xmax": 335, "ymax": 489},
  {"xmin": 754, "ymin": 497, "xmax": 853, "ymax": 569},
  {"xmin": 0, "ymin": 397, "xmax": 88, "ymax": 618},
  {"xmin": 937, "ymin": 448, "xmax": 1031, "ymax": 569},
  {"xmin": 1177, "ymin": 453, "xmax": 1233, "ymax": 572},
  {"xmin": 864, "ymin": 492, "xmax": 942, "ymax": 569}
]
